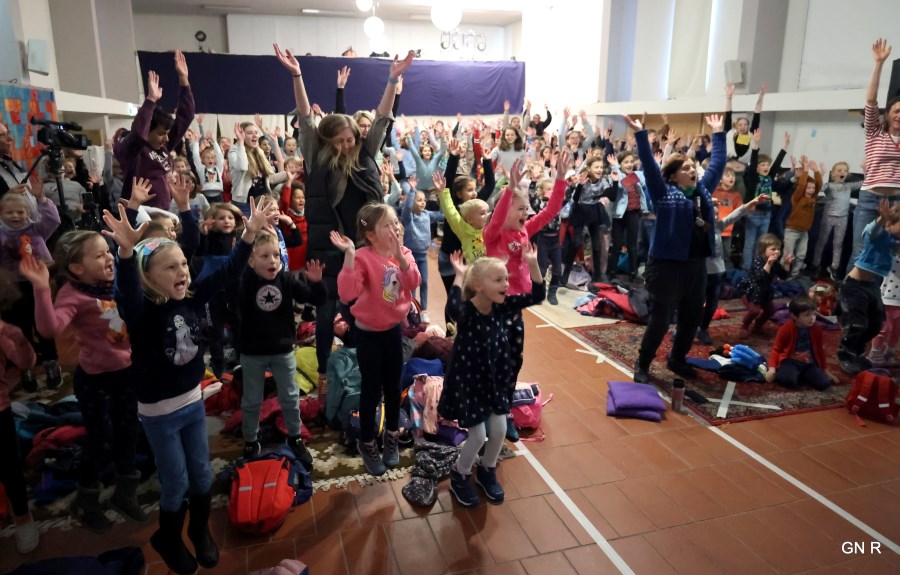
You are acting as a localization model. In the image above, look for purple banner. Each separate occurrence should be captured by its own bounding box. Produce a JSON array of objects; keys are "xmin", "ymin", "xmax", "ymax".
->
[{"xmin": 137, "ymin": 51, "xmax": 525, "ymax": 117}]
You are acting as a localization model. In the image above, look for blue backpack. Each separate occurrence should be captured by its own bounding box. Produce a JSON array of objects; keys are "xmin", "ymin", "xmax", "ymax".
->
[{"xmin": 325, "ymin": 348, "xmax": 362, "ymax": 431}]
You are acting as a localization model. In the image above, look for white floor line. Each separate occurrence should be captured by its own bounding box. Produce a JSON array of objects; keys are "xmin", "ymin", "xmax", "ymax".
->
[
  {"xmin": 514, "ymin": 441, "xmax": 635, "ymax": 575},
  {"xmin": 709, "ymin": 426, "xmax": 900, "ymax": 555},
  {"xmin": 522, "ymin": 306, "xmax": 900, "ymax": 557}
]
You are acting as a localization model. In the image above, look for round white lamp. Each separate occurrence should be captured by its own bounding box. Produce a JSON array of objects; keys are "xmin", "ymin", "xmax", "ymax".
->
[
  {"xmin": 369, "ymin": 34, "xmax": 388, "ymax": 55},
  {"xmin": 356, "ymin": 0, "xmax": 373, "ymax": 11},
  {"xmin": 431, "ymin": 4, "xmax": 462, "ymax": 32},
  {"xmin": 363, "ymin": 15, "xmax": 384, "ymax": 39}
]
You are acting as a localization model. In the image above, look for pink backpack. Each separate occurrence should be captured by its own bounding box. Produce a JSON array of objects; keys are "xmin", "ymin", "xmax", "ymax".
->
[{"xmin": 511, "ymin": 383, "xmax": 553, "ymax": 440}]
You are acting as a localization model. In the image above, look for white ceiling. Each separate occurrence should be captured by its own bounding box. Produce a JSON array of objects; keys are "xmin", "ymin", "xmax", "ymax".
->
[{"xmin": 131, "ymin": 0, "xmax": 525, "ymax": 27}]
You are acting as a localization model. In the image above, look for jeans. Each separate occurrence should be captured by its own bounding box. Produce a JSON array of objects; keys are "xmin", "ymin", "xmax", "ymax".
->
[
  {"xmin": 241, "ymin": 352, "xmax": 302, "ymax": 442},
  {"xmin": 850, "ymin": 190, "xmax": 886, "ymax": 268},
  {"xmin": 315, "ymin": 298, "xmax": 355, "ymax": 375},
  {"xmin": 0, "ymin": 408, "xmax": 28, "ymax": 516},
  {"xmin": 74, "ymin": 366, "xmax": 140, "ymax": 486},
  {"xmin": 742, "ymin": 211, "xmax": 772, "ymax": 270},
  {"xmin": 782, "ymin": 228, "xmax": 808, "ymax": 276},
  {"xmin": 839, "ymin": 277, "xmax": 884, "ymax": 359},
  {"xmin": 140, "ymin": 400, "xmax": 211, "ymax": 512},
  {"xmin": 638, "ymin": 258, "xmax": 707, "ymax": 368},
  {"xmin": 455, "ymin": 413, "xmax": 506, "ymax": 474},
  {"xmin": 609, "ymin": 209, "xmax": 641, "ymax": 275},
  {"xmin": 774, "ymin": 359, "xmax": 831, "ymax": 391},
  {"xmin": 813, "ymin": 214, "xmax": 849, "ymax": 271},
  {"xmin": 564, "ymin": 220, "xmax": 608, "ymax": 281},
  {"xmin": 638, "ymin": 216, "xmax": 656, "ymax": 266},
  {"xmin": 721, "ymin": 236, "xmax": 735, "ymax": 269},
  {"xmin": 412, "ymin": 251, "xmax": 429, "ymax": 310},
  {"xmin": 699, "ymin": 273, "xmax": 722, "ymax": 331},
  {"xmin": 355, "ymin": 325, "xmax": 403, "ymax": 443},
  {"xmin": 536, "ymin": 233, "xmax": 562, "ymax": 279},
  {"xmin": 234, "ymin": 201, "xmax": 252, "ymax": 218}
]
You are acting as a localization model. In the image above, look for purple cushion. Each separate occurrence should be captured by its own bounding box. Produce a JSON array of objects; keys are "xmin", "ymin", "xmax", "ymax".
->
[
  {"xmin": 606, "ymin": 395, "xmax": 663, "ymax": 421},
  {"xmin": 607, "ymin": 381, "xmax": 667, "ymax": 412}
]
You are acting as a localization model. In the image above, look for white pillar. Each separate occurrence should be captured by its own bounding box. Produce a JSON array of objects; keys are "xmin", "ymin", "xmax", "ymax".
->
[
  {"xmin": 667, "ymin": 0, "xmax": 713, "ymax": 98},
  {"xmin": 630, "ymin": 0, "xmax": 675, "ymax": 101}
]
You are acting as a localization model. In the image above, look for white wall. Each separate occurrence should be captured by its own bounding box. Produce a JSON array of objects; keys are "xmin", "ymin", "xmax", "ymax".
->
[
  {"xmin": 772, "ymin": 110, "xmax": 866, "ymax": 173},
  {"xmin": 133, "ymin": 13, "xmax": 228, "ymax": 54},
  {"xmin": 630, "ymin": 0, "xmax": 674, "ymax": 101},
  {"xmin": 11, "ymin": 0, "xmax": 60, "ymax": 90},
  {"xmin": 226, "ymin": 14, "xmax": 507, "ymax": 61}
]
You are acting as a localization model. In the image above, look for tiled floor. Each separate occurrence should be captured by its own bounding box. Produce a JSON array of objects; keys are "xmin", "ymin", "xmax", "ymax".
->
[{"xmin": 3, "ymin": 260, "xmax": 900, "ymax": 574}]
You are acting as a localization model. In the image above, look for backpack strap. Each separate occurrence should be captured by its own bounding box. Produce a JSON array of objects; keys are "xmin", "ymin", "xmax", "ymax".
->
[
  {"xmin": 875, "ymin": 376, "xmax": 895, "ymax": 422},
  {"xmin": 848, "ymin": 372, "xmax": 876, "ymax": 415},
  {"xmin": 233, "ymin": 463, "xmax": 254, "ymax": 525},
  {"xmin": 258, "ymin": 458, "xmax": 289, "ymax": 523}
]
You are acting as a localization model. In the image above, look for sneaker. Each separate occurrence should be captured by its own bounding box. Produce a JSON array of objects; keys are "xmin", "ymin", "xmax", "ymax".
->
[
  {"xmin": 287, "ymin": 436, "xmax": 314, "ymax": 473},
  {"xmin": 357, "ymin": 439, "xmax": 386, "ymax": 476},
  {"xmin": 449, "ymin": 468, "xmax": 480, "ymax": 507},
  {"xmin": 14, "ymin": 514, "xmax": 39, "ymax": 554},
  {"xmin": 633, "ymin": 362, "xmax": 650, "ymax": 384},
  {"xmin": 666, "ymin": 359, "xmax": 698, "ymax": 379},
  {"xmin": 827, "ymin": 265, "xmax": 839, "ymax": 282},
  {"xmin": 695, "ymin": 329, "xmax": 713, "ymax": 345},
  {"xmin": 504, "ymin": 417, "xmax": 519, "ymax": 442},
  {"xmin": 867, "ymin": 347, "xmax": 887, "ymax": 367},
  {"xmin": 446, "ymin": 322, "xmax": 457, "ymax": 338},
  {"xmin": 243, "ymin": 441, "xmax": 261, "ymax": 459},
  {"xmin": 43, "ymin": 361, "xmax": 62, "ymax": 390},
  {"xmin": 382, "ymin": 430, "xmax": 400, "ymax": 469},
  {"xmin": 837, "ymin": 350, "xmax": 863, "ymax": 375},
  {"xmin": 20, "ymin": 370, "xmax": 37, "ymax": 393},
  {"xmin": 420, "ymin": 311, "xmax": 431, "ymax": 325},
  {"xmin": 475, "ymin": 465, "xmax": 505, "ymax": 503}
]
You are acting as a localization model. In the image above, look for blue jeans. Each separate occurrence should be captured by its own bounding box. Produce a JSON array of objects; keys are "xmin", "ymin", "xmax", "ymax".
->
[
  {"xmin": 412, "ymin": 251, "xmax": 429, "ymax": 310},
  {"xmin": 742, "ymin": 211, "xmax": 772, "ymax": 270},
  {"xmin": 850, "ymin": 190, "xmax": 898, "ymax": 268},
  {"xmin": 139, "ymin": 399, "xmax": 211, "ymax": 512},
  {"xmin": 234, "ymin": 201, "xmax": 252, "ymax": 218},
  {"xmin": 241, "ymin": 352, "xmax": 302, "ymax": 442}
]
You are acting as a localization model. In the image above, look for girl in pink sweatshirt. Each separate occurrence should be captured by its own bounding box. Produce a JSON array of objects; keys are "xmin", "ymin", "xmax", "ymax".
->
[
  {"xmin": 332, "ymin": 202, "xmax": 421, "ymax": 477},
  {"xmin": 484, "ymin": 151, "xmax": 570, "ymax": 440}
]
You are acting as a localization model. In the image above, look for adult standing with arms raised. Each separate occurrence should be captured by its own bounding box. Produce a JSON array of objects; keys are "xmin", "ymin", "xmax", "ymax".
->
[
  {"xmin": 850, "ymin": 38, "xmax": 900, "ymax": 268},
  {"xmin": 274, "ymin": 43, "xmax": 414, "ymax": 399},
  {"xmin": 624, "ymin": 110, "xmax": 727, "ymax": 384}
]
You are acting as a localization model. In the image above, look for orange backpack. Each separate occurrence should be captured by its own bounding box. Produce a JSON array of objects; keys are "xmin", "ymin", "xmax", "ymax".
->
[
  {"xmin": 228, "ymin": 457, "xmax": 295, "ymax": 534},
  {"xmin": 845, "ymin": 371, "xmax": 899, "ymax": 425}
]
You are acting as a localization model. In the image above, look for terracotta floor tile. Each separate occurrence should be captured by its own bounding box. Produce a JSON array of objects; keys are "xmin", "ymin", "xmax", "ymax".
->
[
  {"xmin": 737, "ymin": 419, "xmax": 809, "ymax": 451},
  {"xmin": 752, "ymin": 504, "xmax": 850, "ymax": 567},
  {"xmin": 246, "ymin": 539, "xmax": 295, "ymax": 571},
  {"xmin": 676, "ymin": 425, "xmax": 745, "ymax": 462},
  {"xmin": 579, "ymin": 483, "xmax": 656, "ymax": 537},
  {"xmin": 713, "ymin": 459, "xmax": 804, "ymax": 508},
  {"xmin": 507, "ymin": 496, "xmax": 580, "ymax": 553},
  {"xmin": 719, "ymin": 422, "xmax": 783, "ymax": 454},
  {"xmin": 387, "ymin": 474, "xmax": 442, "ymax": 520},
  {"xmin": 556, "ymin": 490, "xmax": 620, "ymax": 542},
  {"xmin": 521, "ymin": 551, "xmax": 578, "ymax": 575},
  {"xmin": 768, "ymin": 411, "xmax": 860, "ymax": 446},
  {"xmin": 498, "ymin": 455, "xmax": 551, "ymax": 498},
  {"xmin": 651, "ymin": 428, "xmax": 723, "ymax": 469},
  {"xmin": 538, "ymin": 385, "xmax": 581, "ymax": 416},
  {"xmin": 562, "ymin": 381, "xmax": 606, "ymax": 408},
  {"xmin": 456, "ymin": 560, "xmax": 527, "ymax": 575},
  {"xmin": 765, "ymin": 451, "xmax": 859, "ymax": 494},
  {"xmin": 341, "ymin": 524, "xmax": 401, "ymax": 575},
  {"xmin": 562, "ymin": 544, "xmax": 625, "ymax": 575},
  {"xmin": 222, "ymin": 521, "xmax": 271, "ymax": 550},
  {"xmin": 829, "ymin": 486, "xmax": 900, "ymax": 543},
  {"xmin": 294, "ymin": 530, "xmax": 348, "ymax": 575},
  {"xmin": 804, "ymin": 441, "xmax": 900, "ymax": 489},
  {"xmin": 426, "ymin": 511, "xmax": 494, "ymax": 572},
  {"xmin": 609, "ymin": 535, "xmax": 679, "ymax": 575},
  {"xmin": 145, "ymin": 561, "xmax": 171, "ymax": 575},
  {"xmin": 559, "ymin": 442, "xmax": 627, "ymax": 486},
  {"xmin": 572, "ymin": 405, "xmax": 633, "ymax": 441},
  {"xmin": 861, "ymin": 434, "xmax": 900, "ymax": 466},
  {"xmin": 382, "ymin": 517, "xmax": 447, "ymax": 575},
  {"xmin": 533, "ymin": 447, "xmax": 593, "ymax": 490},
  {"xmin": 615, "ymin": 477, "xmax": 692, "ymax": 529},
  {"xmin": 590, "ymin": 438, "xmax": 658, "ymax": 479},
  {"xmin": 840, "ymin": 553, "xmax": 900, "ymax": 575},
  {"xmin": 465, "ymin": 503, "xmax": 538, "ymax": 563},
  {"xmin": 717, "ymin": 513, "xmax": 819, "ymax": 573},
  {"xmin": 203, "ymin": 546, "xmax": 249, "ymax": 575},
  {"xmin": 536, "ymin": 410, "xmax": 603, "ymax": 448},
  {"xmin": 683, "ymin": 520, "xmax": 778, "ymax": 575},
  {"xmin": 643, "ymin": 527, "xmax": 728, "ymax": 575},
  {"xmin": 269, "ymin": 499, "xmax": 315, "ymax": 540},
  {"xmin": 799, "ymin": 565, "xmax": 854, "ymax": 575},
  {"xmin": 351, "ymin": 481, "xmax": 404, "ymax": 526},
  {"xmin": 311, "ymin": 486, "xmax": 361, "ymax": 533},
  {"xmin": 620, "ymin": 433, "xmax": 691, "ymax": 474},
  {"xmin": 649, "ymin": 471, "xmax": 731, "ymax": 521},
  {"xmin": 784, "ymin": 499, "xmax": 881, "ymax": 547},
  {"xmin": 666, "ymin": 465, "xmax": 757, "ymax": 515}
]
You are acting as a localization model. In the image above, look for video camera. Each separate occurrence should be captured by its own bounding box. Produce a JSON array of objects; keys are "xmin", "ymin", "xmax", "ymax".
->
[{"xmin": 31, "ymin": 117, "xmax": 90, "ymax": 151}]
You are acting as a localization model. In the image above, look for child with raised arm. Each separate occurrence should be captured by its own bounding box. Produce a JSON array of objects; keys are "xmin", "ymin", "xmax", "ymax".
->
[
  {"xmin": 740, "ymin": 234, "xmax": 793, "ymax": 338},
  {"xmin": 105, "ymin": 196, "xmax": 277, "ymax": 575},
  {"xmin": 724, "ymin": 83, "xmax": 765, "ymax": 163},
  {"xmin": 812, "ymin": 162, "xmax": 863, "ymax": 281},
  {"xmin": 189, "ymin": 116, "xmax": 225, "ymax": 204},
  {"xmin": 782, "ymin": 159, "xmax": 823, "ymax": 277},
  {"xmin": 116, "ymin": 51, "xmax": 194, "ymax": 209},
  {"xmin": 740, "ymin": 129, "xmax": 791, "ymax": 270},
  {"xmin": 331, "ymin": 203, "xmax": 421, "ymax": 477},
  {"xmin": 484, "ymin": 152, "xmax": 569, "ymax": 440},
  {"xmin": 439, "ymin": 248, "xmax": 545, "ymax": 507},
  {"xmin": 401, "ymin": 174, "xmax": 443, "ymax": 322}
]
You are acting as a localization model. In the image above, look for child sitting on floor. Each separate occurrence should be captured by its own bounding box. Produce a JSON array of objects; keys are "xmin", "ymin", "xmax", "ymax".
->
[{"xmin": 766, "ymin": 295, "xmax": 839, "ymax": 390}]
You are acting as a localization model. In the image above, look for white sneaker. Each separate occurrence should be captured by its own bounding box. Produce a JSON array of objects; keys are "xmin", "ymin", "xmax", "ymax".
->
[
  {"xmin": 15, "ymin": 515, "xmax": 39, "ymax": 554},
  {"xmin": 867, "ymin": 348, "xmax": 887, "ymax": 367},
  {"xmin": 420, "ymin": 311, "xmax": 431, "ymax": 325}
]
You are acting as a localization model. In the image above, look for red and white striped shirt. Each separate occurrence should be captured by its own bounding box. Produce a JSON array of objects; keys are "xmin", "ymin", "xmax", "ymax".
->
[{"xmin": 862, "ymin": 103, "xmax": 900, "ymax": 191}]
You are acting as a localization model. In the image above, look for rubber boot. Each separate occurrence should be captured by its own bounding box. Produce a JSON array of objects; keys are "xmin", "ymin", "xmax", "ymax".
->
[
  {"xmin": 151, "ymin": 504, "xmax": 198, "ymax": 575},
  {"xmin": 70, "ymin": 483, "xmax": 112, "ymax": 534},
  {"xmin": 109, "ymin": 472, "xmax": 148, "ymax": 523},
  {"xmin": 548, "ymin": 274, "xmax": 561, "ymax": 305},
  {"xmin": 187, "ymin": 493, "xmax": 219, "ymax": 569}
]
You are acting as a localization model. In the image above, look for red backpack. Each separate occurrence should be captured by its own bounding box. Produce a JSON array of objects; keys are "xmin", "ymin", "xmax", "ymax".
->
[
  {"xmin": 845, "ymin": 371, "xmax": 899, "ymax": 425},
  {"xmin": 229, "ymin": 457, "xmax": 295, "ymax": 534}
]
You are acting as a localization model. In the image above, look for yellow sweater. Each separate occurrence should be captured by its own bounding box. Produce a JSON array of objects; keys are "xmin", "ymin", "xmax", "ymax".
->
[{"xmin": 439, "ymin": 188, "xmax": 485, "ymax": 262}]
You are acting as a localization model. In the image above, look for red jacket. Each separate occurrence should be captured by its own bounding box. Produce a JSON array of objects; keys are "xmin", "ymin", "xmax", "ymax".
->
[{"xmin": 768, "ymin": 320, "xmax": 826, "ymax": 369}]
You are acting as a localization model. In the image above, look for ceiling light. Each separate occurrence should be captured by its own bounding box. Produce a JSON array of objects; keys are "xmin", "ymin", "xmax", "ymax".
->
[
  {"xmin": 356, "ymin": 0, "xmax": 373, "ymax": 11},
  {"xmin": 431, "ymin": 4, "xmax": 462, "ymax": 32},
  {"xmin": 364, "ymin": 15, "xmax": 385, "ymax": 38}
]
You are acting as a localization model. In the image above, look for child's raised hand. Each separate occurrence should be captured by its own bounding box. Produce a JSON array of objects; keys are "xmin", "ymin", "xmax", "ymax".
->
[
  {"xmin": 808, "ymin": 160, "xmax": 819, "ymax": 173},
  {"xmin": 503, "ymin": 100, "xmax": 510, "ymax": 112},
  {"xmin": 751, "ymin": 128, "xmax": 762, "ymax": 145},
  {"xmin": 621, "ymin": 114, "xmax": 642, "ymax": 131},
  {"xmin": 432, "ymin": 172, "xmax": 446, "ymax": 191},
  {"xmin": 725, "ymin": 83, "xmax": 735, "ymax": 98},
  {"xmin": 508, "ymin": 158, "xmax": 524, "ymax": 189},
  {"xmin": 174, "ymin": 49, "xmax": 189, "ymax": 82},
  {"xmin": 330, "ymin": 230, "xmax": 355, "ymax": 253},
  {"xmin": 254, "ymin": 113, "xmax": 264, "ymax": 129},
  {"xmin": 783, "ymin": 131, "xmax": 791, "ymax": 149},
  {"xmin": 337, "ymin": 65, "xmax": 351, "ymax": 88},
  {"xmin": 390, "ymin": 51, "xmax": 415, "ymax": 79},
  {"xmin": 196, "ymin": 113, "xmax": 205, "ymax": 126},
  {"xmin": 522, "ymin": 240, "xmax": 538, "ymax": 265},
  {"xmin": 274, "ymin": 43, "xmax": 301, "ymax": 75},
  {"xmin": 102, "ymin": 204, "xmax": 147, "ymax": 254},
  {"xmin": 169, "ymin": 173, "xmax": 192, "ymax": 211},
  {"xmin": 305, "ymin": 259, "xmax": 325, "ymax": 282},
  {"xmin": 448, "ymin": 138, "xmax": 460, "ymax": 156},
  {"xmin": 130, "ymin": 177, "xmax": 155, "ymax": 206},
  {"xmin": 146, "ymin": 70, "xmax": 162, "ymax": 103},
  {"xmin": 555, "ymin": 148, "xmax": 572, "ymax": 178},
  {"xmin": 751, "ymin": 193, "xmax": 770, "ymax": 206},
  {"xmin": 449, "ymin": 250, "xmax": 467, "ymax": 277},
  {"xmin": 877, "ymin": 198, "xmax": 894, "ymax": 221},
  {"xmin": 872, "ymin": 38, "xmax": 892, "ymax": 63},
  {"xmin": 705, "ymin": 114, "xmax": 724, "ymax": 133},
  {"xmin": 407, "ymin": 175, "xmax": 418, "ymax": 190},
  {"xmin": 234, "ymin": 122, "xmax": 244, "ymax": 143},
  {"xmin": 246, "ymin": 195, "xmax": 276, "ymax": 235},
  {"xmin": 201, "ymin": 217, "xmax": 213, "ymax": 235},
  {"xmin": 19, "ymin": 253, "xmax": 50, "ymax": 289},
  {"xmin": 610, "ymin": 170, "xmax": 620, "ymax": 182},
  {"xmin": 606, "ymin": 153, "xmax": 618, "ymax": 167}
]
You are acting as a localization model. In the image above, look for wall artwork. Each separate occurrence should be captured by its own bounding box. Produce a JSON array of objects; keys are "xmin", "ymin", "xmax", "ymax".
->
[{"xmin": 0, "ymin": 82, "xmax": 57, "ymax": 172}]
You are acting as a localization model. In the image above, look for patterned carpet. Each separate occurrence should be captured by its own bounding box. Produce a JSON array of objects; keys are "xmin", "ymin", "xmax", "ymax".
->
[{"xmin": 572, "ymin": 314, "xmax": 859, "ymax": 425}]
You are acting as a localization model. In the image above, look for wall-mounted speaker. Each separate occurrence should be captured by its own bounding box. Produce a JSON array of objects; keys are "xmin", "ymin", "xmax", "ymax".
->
[
  {"xmin": 26, "ymin": 39, "xmax": 49, "ymax": 76},
  {"xmin": 724, "ymin": 59, "xmax": 743, "ymax": 85}
]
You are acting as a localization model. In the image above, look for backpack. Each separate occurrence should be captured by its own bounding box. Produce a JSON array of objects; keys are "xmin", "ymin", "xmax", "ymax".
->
[
  {"xmin": 325, "ymin": 348, "xmax": 362, "ymax": 431},
  {"xmin": 845, "ymin": 370, "xmax": 899, "ymax": 425},
  {"xmin": 293, "ymin": 346, "xmax": 318, "ymax": 394},
  {"xmin": 229, "ymin": 456, "xmax": 296, "ymax": 534},
  {"xmin": 511, "ymin": 383, "xmax": 553, "ymax": 440}
]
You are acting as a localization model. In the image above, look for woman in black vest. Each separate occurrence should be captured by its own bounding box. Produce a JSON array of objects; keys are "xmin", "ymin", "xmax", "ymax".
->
[{"xmin": 275, "ymin": 44, "xmax": 414, "ymax": 400}]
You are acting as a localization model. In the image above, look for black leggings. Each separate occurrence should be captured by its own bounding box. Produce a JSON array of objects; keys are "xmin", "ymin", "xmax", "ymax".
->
[
  {"xmin": 609, "ymin": 210, "xmax": 641, "ymax": 275},
  {"xmin": 505, "ymin": 312, "xmax": 525, "ymax": 401},
  {"xmin": 1, "ymin": 281, "xmax": 57, "ymax": 364},
  {"xmin": 315, "ymin": 297, "xmax": 356, "ymax": 374},
  {"xmin": 73, "ymin": 366, "xmax": 141, "ymax": 486},
  {"xmin": 564, "ymin": 220, "xmax": 608, "ymax": 281},
  {"xmin": 355, "ymin": 324, "xmax": 402, "ymax": 443},
  {"xmin": 0, "ymin": 408, "xmax": 29, "ymax": 516},
  {"xmin": 699, "ymin": 273, "xmax": 723, "ymax": 331}
]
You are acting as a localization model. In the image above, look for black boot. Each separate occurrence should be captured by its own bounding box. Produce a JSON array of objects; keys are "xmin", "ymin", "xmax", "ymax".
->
[
  {"xmin": 151, "ymin": 504, "xmax": 198, "ymax": 575},
  {"xmin": 548, "ymin": 275, "xmax": 560, "ymax": 305},
  {"xmin": 187, "ymin": 493, "xmax": 219, "ymax": 569},
  {"xmin": 109, "ymin": 472, "xmax": 148, "ymax": 523},
  {"xmin": 560, "ymin": 266, "xmax": 571, "ymax": 289},
  {"xmin": 70, "ymin": 483, "xmax": 112, "ymax": 533}
]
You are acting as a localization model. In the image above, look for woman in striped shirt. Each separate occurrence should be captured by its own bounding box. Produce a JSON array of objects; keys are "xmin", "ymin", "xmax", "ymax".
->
[{"xmin": 850, "ymin": 38, "xmax": 900, "ymax": 267}]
